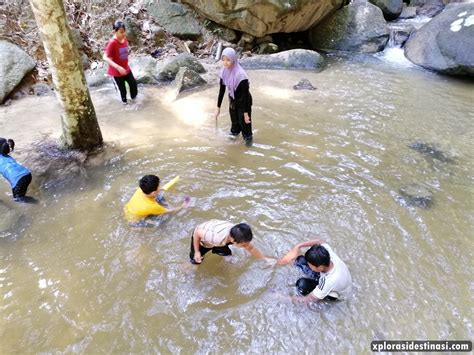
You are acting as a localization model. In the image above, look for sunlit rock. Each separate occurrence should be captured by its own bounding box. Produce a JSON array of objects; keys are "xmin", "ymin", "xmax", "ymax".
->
[
  {"xmin": 0, "ymin": 41, "xmax": 36, "ymax": 104},
  {"xmin": 404, "ymin": 3, "xmax": 474, "ymax": 76},
  {"xmin": 180, "ymin": 0, "xmax": 345, "ymax": 38},
  {"xmin": 240, "ymin": 49, "xmax": 325, "ymax": 70}
]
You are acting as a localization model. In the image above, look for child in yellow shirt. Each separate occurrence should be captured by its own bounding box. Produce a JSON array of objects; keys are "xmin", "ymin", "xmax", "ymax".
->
[{"xmin": 124, "ymin": 175, "xmax": 189, "ymax": 224}]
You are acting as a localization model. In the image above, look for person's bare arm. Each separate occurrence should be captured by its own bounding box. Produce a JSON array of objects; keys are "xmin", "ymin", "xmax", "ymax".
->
[
  {"xmin": 192, "ymin": 228, "xmax": 203, "ymax": 264},
  {"xmin": 243, "ymin": 243, "xmax": 266, "ymax": 259},
  {"xmin": 277, "ymin": 239, "xmax": 324, "ymax": 265}
]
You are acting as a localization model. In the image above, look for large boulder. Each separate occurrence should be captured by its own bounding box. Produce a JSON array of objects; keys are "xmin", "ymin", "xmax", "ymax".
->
[
  {"xmin": 173, "ymin": 67, "xmax": 206, "ymax": 96},
  {"xmin": 156, "ymin": 54, "xmax": 206, "ymax": 81},
  {"xmin": 309, "ymin": 2, "xmax": 389, "ymax": 53},
  {"xmin": 129, "ymin": 56, "xmax": 159, "ymax": 84},
  {"xmin": 146, "ymin": 0, "xmax": 201, "ymax": 40},
  {"xmin": 0, "ymin": 41, "xmax": 36, "ymax": 103},
  {"xmin": 404, "ymin": 3, "xmax": 474, "ymax": 76},
  {"xmin": 240, "ymin": 49, "xmax": 326, "ymax": 70},
  {"xmin": 369, "ymin": 0, "xmax": 403, "ymax": 20},
  {"xmin": 180, "ymin": 0, "xmax": 345, "ymax": 38}
]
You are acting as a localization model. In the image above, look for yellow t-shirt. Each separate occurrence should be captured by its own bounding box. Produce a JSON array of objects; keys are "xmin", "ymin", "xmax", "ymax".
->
[{"xmin": 124, "ymin": 188, "xmax": 168, "ymax": 222}]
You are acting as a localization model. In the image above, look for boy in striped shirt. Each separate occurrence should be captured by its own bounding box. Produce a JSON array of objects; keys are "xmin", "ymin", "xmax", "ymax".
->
[{"xmin": 190, "ymin": 220, "xmax": 266, "ymax": 264}]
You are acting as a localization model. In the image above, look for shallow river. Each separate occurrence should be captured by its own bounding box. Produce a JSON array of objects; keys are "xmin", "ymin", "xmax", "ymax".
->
[{"xmin": 0, "ymin": 53, "xmax": 473, "ymax": 353}]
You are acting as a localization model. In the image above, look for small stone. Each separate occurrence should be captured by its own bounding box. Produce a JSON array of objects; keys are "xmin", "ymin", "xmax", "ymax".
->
[
  {"xmin": 293, "ymin": 78, "xmax": 317, "ymax": 90},
  {"xmin": 399, "ymin": 183, "xmax": 433, "ymax": 208}
]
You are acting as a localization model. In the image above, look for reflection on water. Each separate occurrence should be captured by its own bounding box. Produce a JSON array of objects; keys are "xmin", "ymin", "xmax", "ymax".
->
[{"xmin": 0, "ymin": 56, "xmax": 473, "ymax": 353}]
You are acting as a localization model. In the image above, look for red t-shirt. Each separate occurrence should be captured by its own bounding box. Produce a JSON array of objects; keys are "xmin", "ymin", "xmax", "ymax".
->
[{"xmin": 105, "ymin": 37, "xmax": 130, "ymax": 77}]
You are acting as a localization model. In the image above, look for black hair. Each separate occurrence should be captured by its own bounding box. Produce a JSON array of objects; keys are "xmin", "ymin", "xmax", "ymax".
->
[
  {"xmin": 305, "ymin": 245, "xmax": 330, "ymax": 267},
  {"xmin": 113, "ymin": 20, "xmax": 126, "ymax": 31},
  {"xmin": 230, "ymin": 223, "xmax": 253, "ymax": 243},
  {"xmin": 139, "ymin": 175, "xmax": 160, "ymax": 194},
  {"xmin": 0, "ymin": 138, "xmax": 14, "ymax": 155}
]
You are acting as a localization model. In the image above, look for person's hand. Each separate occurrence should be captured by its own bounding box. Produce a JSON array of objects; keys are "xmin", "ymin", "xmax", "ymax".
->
[
  {"xmin": 193, "ymin": 251, "xmax": 202, "ymax": 264},
  {"xmin": 117, "ymin": 66, "xmax": 127, "ymax": 75},
  {"xmin": 181, "ymin": 197, "xmax": 190, "ymax": 208},
  {"xmin": 214, "ymin": 107, "xmax": 220, "ymax": 120},
  {"xmin": 244, "ymin": 113, "xmax": 251, "ymax": 124},
  {"xmin": 277, "ymin": 247, "xmax": 299, "ymax": 265}
]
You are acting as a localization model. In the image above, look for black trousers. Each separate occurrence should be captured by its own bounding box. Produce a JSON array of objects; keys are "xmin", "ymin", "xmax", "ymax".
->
[
  {"xmin": 113, "ymin": 71, "xmax": 137, "ymax": 103},
  {"xmin": 229, "ymin": 99, "xmax": 252, "ymax": 140},
  {"xmin": 294, "ymin": 255, "xmax": 337, "ymax": 300},
  {"xmin": 189, "ymin": 231, "xmax": 232, "ymax": 264},
  {"xmin": 12, "ymin": 173, "xmax": 32, "ymax": 198}
]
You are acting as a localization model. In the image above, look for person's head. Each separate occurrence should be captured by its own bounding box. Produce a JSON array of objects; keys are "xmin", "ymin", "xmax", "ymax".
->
[
  {"xmin": 229, "ymin": 223, "xmax": 253, "ymax": 246},
  {"xmin": 305, "ymin": 245, "xmax": 331, "ymax": 272},
  {"xmin": 139, "ymin": 175, "xmax": 160, "ymax": 196},
  {"xmin": 0, "ymin": 138, "xmax": 14, "ymax": 155},
  {"xmin": 113, "ymin": 20, "xmax": 126, "ymax": 40},
  {"xmin": 221, "ymin": 47, "xmax": 237, "ymax": 69}
]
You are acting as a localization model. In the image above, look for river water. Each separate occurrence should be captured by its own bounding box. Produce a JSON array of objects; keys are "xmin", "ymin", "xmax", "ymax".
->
[{"xmin": 0, "ymin": 54, "xmax": 473, "ymax": 353}]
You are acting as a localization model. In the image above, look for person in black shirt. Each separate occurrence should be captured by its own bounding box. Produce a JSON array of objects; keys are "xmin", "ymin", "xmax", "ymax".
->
[{"xmin": 214, "ymin": 48, "xmax": 253, "ymax": 145}]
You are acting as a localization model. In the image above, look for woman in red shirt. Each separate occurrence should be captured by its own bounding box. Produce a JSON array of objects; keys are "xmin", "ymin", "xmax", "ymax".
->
[{"xmin": 103, "ymin": 20, "xmax": 138, "ymax": 105}]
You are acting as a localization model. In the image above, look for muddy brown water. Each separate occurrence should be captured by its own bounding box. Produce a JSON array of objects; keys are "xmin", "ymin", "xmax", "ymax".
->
[{"xmin": 0, "ymin": 55, "xmax": 472, "ymax": 353}]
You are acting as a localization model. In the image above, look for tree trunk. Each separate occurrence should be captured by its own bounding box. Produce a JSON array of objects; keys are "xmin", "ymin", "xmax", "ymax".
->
[{"xmin": 29, "ymin": 0, "xmax": 103, "ymax": 150}]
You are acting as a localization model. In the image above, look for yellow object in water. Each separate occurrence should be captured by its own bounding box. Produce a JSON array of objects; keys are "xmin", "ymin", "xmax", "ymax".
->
[{"xmin": 163, "ymin": 176, "xmax": 180, "ymax": 191}]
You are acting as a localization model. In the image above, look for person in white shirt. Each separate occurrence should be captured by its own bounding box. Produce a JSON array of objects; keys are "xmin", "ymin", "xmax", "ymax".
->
[{"xmin": 278, "ymin": 239, "xmax": 352, "ymax": 301}]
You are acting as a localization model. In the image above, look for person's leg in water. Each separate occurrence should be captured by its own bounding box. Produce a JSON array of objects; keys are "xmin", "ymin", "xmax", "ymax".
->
[
  {"xmin": 212, "ymin": 244, "xmax": 236, "ymax": 263},
  {"xmin": 12, "ymin": 173, "xmax": 37, "ymax": 203},
  {"xmin": 229, "ymin": 99, "xmax": 241, "ymax": 137},
  {"xmin": 294, "ymin": 256, "xmax": 337, "ymax": 300},
  {"xmin": 238, "ymin": 106, "xmax": 253, "ymax": 146},
  {"xmin": 124, "ymin": 71, "xmax": 138, "ymax": 101},
  {"xmin": 114, "ymin": 75, "xmax": 128, "ymax": 104}
]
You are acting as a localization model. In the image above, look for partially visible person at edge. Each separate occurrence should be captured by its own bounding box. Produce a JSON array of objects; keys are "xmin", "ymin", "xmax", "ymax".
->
[
  {"xmin": 103, "ymin": 20, "xmax": 138, "ymax": 105},
  {"xmin": 278, "ymin": 239, "xmax": 352, "ymax": 302},
  {"xmin": 214, "ymin": 47, "xmax": 253, "ymax": 146},
  {"xmin": 124, "ymin": 175, "xmax": 189, "ymax": 225},
  {"xmin": 0, "ymin": 138, "xmax": 33, "ymax": 202},
  {"xmin": 190, "ymin": 220, "xmax": 268, "ymax": 264}
]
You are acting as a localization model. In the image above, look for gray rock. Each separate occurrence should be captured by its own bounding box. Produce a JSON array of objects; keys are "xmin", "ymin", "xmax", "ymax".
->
[
  {"xmin": 146, "ymin": 0, "xmax": 202, "ymax": 40},
  {"xmin": 293, "ymin": 78, "xmax": 317, "ymax": 90},
  {"xmin": 387, "ymin": 23, "xmax": 416, "ymax": 47},
  {"xmin": 399, "ymin": 183, "xmax": 433, "ymax": 208},
  {"xmin": 80, "ymin": 52, "xmax": 90, "ymax": 70},
  {"xmin": 70, "ymin": 28, "xmax": 84, "ymax": 50},
  {"xmin": 85, "ymin": 65, "xmax": 110, "ymax": 87},
  {"xmin": 0, "ymin": 41, "xmax": 36, "ymax": 103},
  {"xmin": 408, "ymin": 141, "xmax": 454, "ymax": 163},
  {"xmin": 309, "ymin": 2, "xmax": 389, "ymax": 53},
  {"xmin": 416, "ymin": 4, "xmax": 445, "ymax": 18},
  {"xmin": 124, "ymin": 17, "xmax": 141, "ymax": 46},
  {"xmin": 404, "ymin": 3, "xmax": 474, "ymax": 76},
  {"xmin": 129, "ymin": 56, "xmax": 159, "ymax": 84},
  {"xmin": 369, "ymin": 0, "xmax": 403, "ymax": 20},
  {"xmin": 205, "ymin": 21, "xmax": 238, "ymax": 42},
  {"xmin": 181, "ymin": 0, "xmax": 345, "ymax": 38},
  {"xmin": 173, "ymin": 67, "xmax": 206, "ymax": 95},
  {"xmin": 241, "ymin": 49, "xmax": 326, "ymax": 70},
  {"xmin": 399, "ymin": 5, "xmax": 417, "ymax": 19},
  {"xmin": 257, "ymin": 43, "xmax": 279, "ymax": 55},
  {"xmin": 150, "ymin": 25, "xmax": 166, "ymax": 46},
  {"xmin": 31, "ymin": 83, "xmax": 52, "ymax": 96},
  {"xmin": 157, "ymin": 53, "xmax": 206, "ymax": 81}
]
